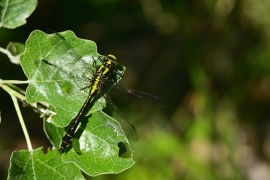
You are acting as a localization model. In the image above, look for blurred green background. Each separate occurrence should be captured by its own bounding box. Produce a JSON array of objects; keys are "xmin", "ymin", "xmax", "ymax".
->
[{"xmin": 1, "ymin": 0, "xmax": 270, "ymax": 179}]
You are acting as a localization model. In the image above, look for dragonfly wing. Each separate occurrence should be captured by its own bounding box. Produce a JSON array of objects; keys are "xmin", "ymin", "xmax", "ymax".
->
[
  {"xmin": 104, "ymin": 94, "xmax": 139, "ymax": 142},
  {"xmin": 47, "ymin": 30, "xmax": 95, "ymax": 79},
  {"xmin": 108, "ymin": 84, "xmax": 166, "ymax": 109}
]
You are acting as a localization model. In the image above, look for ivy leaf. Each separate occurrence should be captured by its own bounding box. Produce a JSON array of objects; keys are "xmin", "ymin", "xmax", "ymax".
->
[
  {"xmin": 7, "ymin": 148, "xmax": 85, "ymax": 180},
  {"xmin": 0, "ymin": 0, "xmax": 37, "ymax": 29}
]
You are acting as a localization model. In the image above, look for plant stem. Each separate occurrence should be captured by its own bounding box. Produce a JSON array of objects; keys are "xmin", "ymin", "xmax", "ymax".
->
[
  {"xmin": 11, "ymin": 95, "xmax": 33, "ymax": 151},
  {"xmin": 0, "ymin": 80, "xmax": 29, "ymax": 84},
  {"xmin": 1, "ymin": 84, "xmax": 33, "ymax": 151},
  {"xmin": 0, "ymin": 47, "xmax": 12, "ymax": 57},
  {"xmin": 0, "ymin": 46, "xmax": 20, "ymax": 64}
]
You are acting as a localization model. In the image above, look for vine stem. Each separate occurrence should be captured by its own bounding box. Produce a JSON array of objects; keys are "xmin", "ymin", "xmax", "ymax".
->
[{"xmin": 1, "ymin": 82, "xmax": 33, "ymax": 151}]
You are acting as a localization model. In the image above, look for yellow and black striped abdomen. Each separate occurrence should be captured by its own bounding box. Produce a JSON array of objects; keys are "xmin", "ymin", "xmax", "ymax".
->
[{"xmin": 59, "ymin": 55, "xmax": 118, "ymax": 153}]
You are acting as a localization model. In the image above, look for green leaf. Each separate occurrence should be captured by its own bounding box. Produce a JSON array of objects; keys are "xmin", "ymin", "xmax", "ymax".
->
[
  {"xmin": 6, "ymin": 42, "xmax": 25, "ymax": 64},
  {"xmin": 62, "ymin": 111, "xmax": 135, "ymax": 176},
  {"xmin": 7, "ymin": 148, "xmax": 85, "ymax": 180},
  {"xmin": 7, "ymin": 42, "xmax": 24, "ymax": 55},
  {"xmin": 44, "ymin": 118, "xmax": 64, "ymax": 150},
  {"xmin": 0, "ymin": 0, "xmax": 37, "ymax": 29},
  {"xmin": 20, "ymin": 30, "xmax": 135, "ymax": 175},
  {"xmin": 43, "ymin": 108, "xmax": 135, "ymax": 176},
  {"xmin": 21, "ymin": 30, "xmax": 103, "ymax": 128}
]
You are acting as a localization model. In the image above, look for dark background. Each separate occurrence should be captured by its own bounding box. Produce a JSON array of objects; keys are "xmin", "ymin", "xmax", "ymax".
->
[{"xmin": 1, "ymin": 0, "xmax": 270, "ymax": 179}]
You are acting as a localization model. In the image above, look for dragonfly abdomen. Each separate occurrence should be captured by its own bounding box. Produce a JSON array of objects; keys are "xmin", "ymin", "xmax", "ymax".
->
[{"xmin": 59, "ymin": 55, "xmax": 117, "ymax": 153}]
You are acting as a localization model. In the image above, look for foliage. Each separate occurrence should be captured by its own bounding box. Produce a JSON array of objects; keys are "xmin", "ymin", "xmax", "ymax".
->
[
  {"xmin": 8, "ymin": 148, "xmax": 84, "ymax": 180},
  {"xmin": 2, "ymin": 0, "xmax": 270, "ymax": 180},
  {"xmin": 0, "ymin": 2, "xmax": 135, "ymax": 178},
  {"xmin": 0, "ymin": 0, "xmax": 37, "ymax": 29}
]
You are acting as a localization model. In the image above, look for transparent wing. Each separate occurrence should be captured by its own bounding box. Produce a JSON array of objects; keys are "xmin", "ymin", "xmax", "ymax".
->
[
  {"xmin": 46, "ymin": 30, "xmax": 95, "ymax": 79},
  {"xmin": 104, "ymin": 94, "xmax": 139, "ymax": 142},
  {"xmin": 40, "ymin": 59, "xmax": 89, "ymax": 86},
  {"xmin": 108, "ymin": 84, "xmax": 166, "ymax": 109}
]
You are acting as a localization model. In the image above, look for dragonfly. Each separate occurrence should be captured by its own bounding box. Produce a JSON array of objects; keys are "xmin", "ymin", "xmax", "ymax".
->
[{"xmin": 41, "ymin": 30, "xmax": 166, "ymax": 153}]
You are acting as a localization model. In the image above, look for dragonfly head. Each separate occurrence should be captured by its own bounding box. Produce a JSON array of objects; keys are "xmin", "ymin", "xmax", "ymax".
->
[
  {"xmin": 108, "ymin": 54, "xmax": 116, "ymax": 60},
  {"xmin": 107, "ymin": 54, "xmax": 117, "ymax": 64}
]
